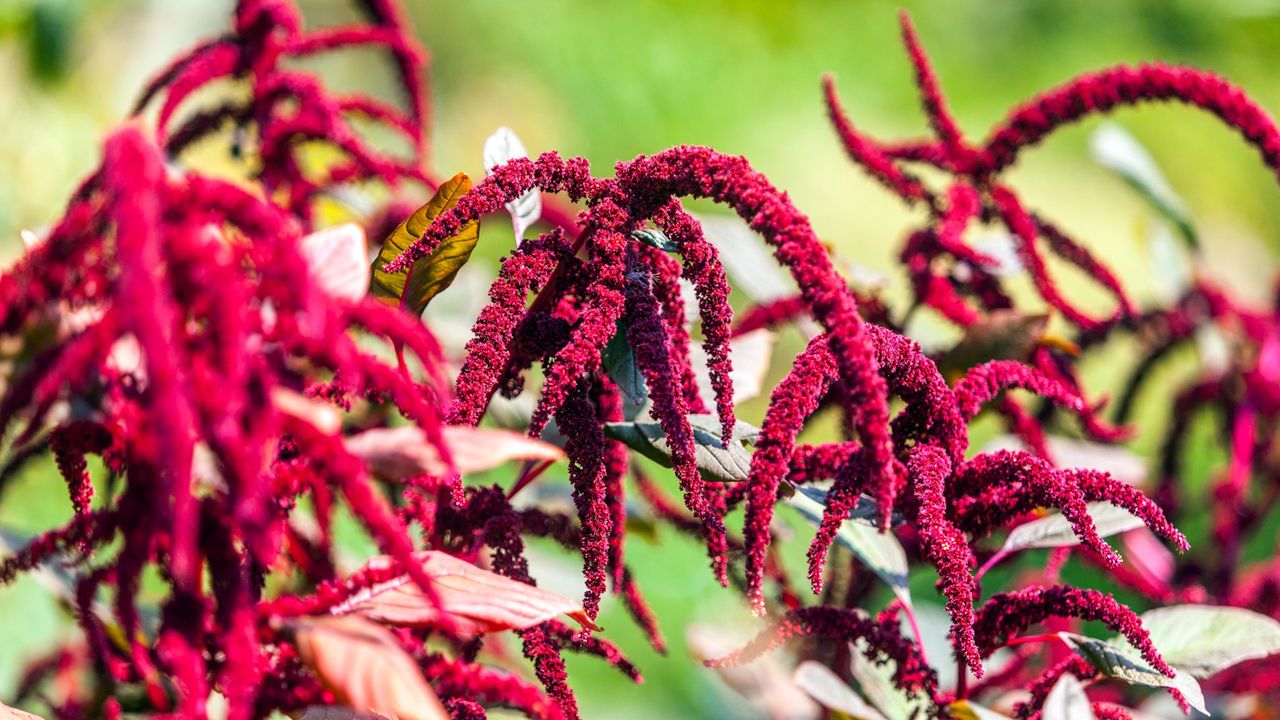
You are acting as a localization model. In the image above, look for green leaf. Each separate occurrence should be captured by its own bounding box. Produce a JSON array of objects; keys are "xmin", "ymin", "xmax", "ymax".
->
[
  {"xmin": 602, "ymin": 321, "xmax": 648, "ymax": 410},
  {"xmin": 785, "ymin": 486, "xmax": 911, "ymax": 607},
  {"xmin": 1058, "ymin": 632, "xmax": 1207, "ymax": 715},
  {"xmin": 1090, "ymin": 123, "xmax": 1198, "ymax": 250},
  {"xmin": 631, "ymin": 228, "xmax": 680, "ymax": 252},
  {"xmin": 603, "ymin": 414, "xmax": 758, "ymax": 483},
  {"xmin": 999, "ymin": 502, "xmax": 1146, "ymax": 555},
  {"xmin": 936, "ymin": 311, "xmax": 1049, "ymax": 379},
  {"xmin": 793, "ymin": 660, "xmax": 887, "ymax": 720},
  {"xmin": 370, "ymin": 172, "xmax": 480, "ymax": 315},
  {"xmin": 1040, "ymin": 674, "xmax": 1094, "ymax": 720},
  {"xmin": 1134, "ymin": 605, "xmax": 1280, "ymax": 679},
  {"xmin": 847, "ymin": 640, "xmax": 924, "ymax": 720}
]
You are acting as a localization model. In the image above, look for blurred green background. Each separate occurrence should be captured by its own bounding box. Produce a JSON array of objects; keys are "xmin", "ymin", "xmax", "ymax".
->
[{"xmin": 4, "ymin": 0, "xmax": 1280, "ymax": 716}]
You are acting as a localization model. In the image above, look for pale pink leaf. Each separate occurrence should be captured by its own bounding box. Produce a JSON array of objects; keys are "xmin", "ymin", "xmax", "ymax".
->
[
  {"xmin": 272, "ymin": 387, "xmax": 343, "ymax": 436},
  {"xmin": 333, "ymin": 550, "xmax": 598, "ymax": 634},
  {"xmin": 0, "ymin": 703, "xmax": 43, "ymax": 720},
  {"xmin": 290, "ymin": 615, "xmax": 448, "ymax": 720},
  {"xmin": 300, "ymin": 223, "xmax": 371, "ymax": 302},
  {"xmin": 345, "ymin": 425, "xmax": 564, "ymax": 479}
]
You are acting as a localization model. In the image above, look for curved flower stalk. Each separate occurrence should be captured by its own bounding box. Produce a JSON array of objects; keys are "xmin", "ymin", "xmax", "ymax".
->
[
  {"xmin": 12, "ymin": 2, "xmax": 1280, "ymax": 717},
  {"xmin": 134, "ymin": 0, "xmax": 431, "ymax": 223},
  {"xmin": 0, "ymin": 123, "xmax": 457, "ymax": 718},
  {"xmin": 382, "ymin": 146, "xmax": 901, "ymax": 581}
]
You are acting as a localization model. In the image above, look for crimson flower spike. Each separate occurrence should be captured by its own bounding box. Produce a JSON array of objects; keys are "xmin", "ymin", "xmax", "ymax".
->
[
  {"xmin": 898, "ymin": 11, "xmax": 971, "ymax": 170},
  {"xmin": 621, "ymin": 247, "xmax": 729, "ymax": 582},
  {"xmin": 951, "ymin": 449, "xmax": 1188, "ymax": 556},
  {"xmin": 742, "ymin": 333, "xmax": 839, "ymax": 612},
  {"xmin": 977, "ymin": 64, "xmax": 1280, "ymax": 180},
  {"xmin": 822, "ymin": 74, "xmax": 935, "ymax": 207},
  {"xmin": 908, "ymin": 444, "xmax": 983, "ymax": 677},
  {"xmin": 643, "ymin": 246, "xmax": 709, "ymax": 414},
  {"xmin": 553, "ymin": 383, "xmax": 614, "ymax": 620},
  {"xmin": 652, "ymin": 199, "xmax": 737, "ymax": 447},
  {"xmin": 134, "ymin": 0, "xmax": 432, "ymax": 223},
  {"xmin": 973, "ymin": 585, "xmax": 1175, "ymax": 678}
]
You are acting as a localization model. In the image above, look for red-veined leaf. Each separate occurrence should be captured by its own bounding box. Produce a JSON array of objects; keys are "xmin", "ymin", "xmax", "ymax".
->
[
  {"xmin": 332, "ymin": 551, "xmax": 598, "ymax": 635},
  {"xmin": 289, "ymin": 616, "xmax": 449, "ymax": 720}
]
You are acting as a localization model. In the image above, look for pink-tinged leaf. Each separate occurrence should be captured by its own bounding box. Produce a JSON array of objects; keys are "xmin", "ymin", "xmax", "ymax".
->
[
  {"xmin": 687, "ymin": 625, "xmax": 821, "ymax": 720},
  {"xmin": 0, "ymin": 703, "xmax": 44, "ymax": 720},
  {"xmin": 300, "ymin": 223, "xmax": 371, "ymax": 302},
  {"xmin": 297, "ymin": 708, "xmax": 378, "ymax": 720},
  {"xmin": 290, "ymin": 615, "xmax": 448, "ymax": 720},
  {"xmin": 271, "ymin": 387, "xmax": 343, "ymax": 435},
  {"xmin": 332, "ymin": 551, "xmax": 599, "ymax": 635},
  {"xmin": 1123, "ymin": 528, "xmax": 1175, "ymax": 587},
  {"xmin": 692, "ymin": 329, "xmax": 777, "ymax": 404},
  {"xmin": 345, "ymin": 426, "xmax": 564, "ymax": 479}
]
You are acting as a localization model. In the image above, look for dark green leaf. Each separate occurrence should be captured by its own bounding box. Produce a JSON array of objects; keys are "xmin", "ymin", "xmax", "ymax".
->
[
  {"xmin": 785, "ymin": 486, "xmax": 911, "ymax": 607},
  {"xmin": 1058, "ymin": 632, "xmax": 1206, "ymax": 715},
  {"xmin": 631, "ymin": 228, "xmax": 680, "ymax": 252},
  {"xmin": 602, "ymin": 321, "xmax": 648, "ymax": 410},
  {"xmin": 603, "ymin": 414, "xmax": 758, "ymax": 482}
]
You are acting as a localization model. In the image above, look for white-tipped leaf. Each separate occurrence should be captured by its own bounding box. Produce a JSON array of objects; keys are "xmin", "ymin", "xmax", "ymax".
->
[
  {"xmin": 792, "ymin": 661, "xmax": 887, "ymax": 720},
  {"xmin": 1041, "ymin": 674, "xmax": 1095, "ymax": 720},
  {"xmin": 483, "ymin": 126, "xmax": 541, "ymax": 243}
]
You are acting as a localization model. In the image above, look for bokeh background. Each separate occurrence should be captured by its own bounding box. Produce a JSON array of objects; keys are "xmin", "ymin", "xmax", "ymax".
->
[{"xmin": 4, "ymin": 0, "xmax": 1280, "ymax": 716}]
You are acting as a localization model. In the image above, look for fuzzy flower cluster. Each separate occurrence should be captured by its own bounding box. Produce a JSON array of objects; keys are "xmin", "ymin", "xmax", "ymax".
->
[{"xmin": 5, "ymin": 2, "xmax": 1280, "ymax": 720}]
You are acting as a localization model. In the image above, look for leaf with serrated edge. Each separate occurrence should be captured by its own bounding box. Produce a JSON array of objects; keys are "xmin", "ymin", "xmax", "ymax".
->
[
  {"xmin": 603, "ymin": 414, "xmax": 759, "ymax": 483},
  {"xmin": 483, "ymin": 127, "xmax": 541, "ymax": 242},
  {"xmin": 793, "ymin": 660, "xmax": 887, "ymax": 720},
  {"xmin": 1000, "ymin": 502, "xmax": 1146, "ymax": 555},
  {"xmin": 1041, "ymin": 674, "xmax": 1095, "ymax": 720},
  {"xmin": 1134, "ymin": 605, "xmax": 1280, "ymax": 679},
  {"xmin": 1058, "ymin": 632, "xmax": 1207, "ymax": 715},
  {"xmin": 786, "ymin": 487, "xmax": 911, "ymax": 607},
  {"xmin": 370, "ymin": 172, "xmax": 479, "ymax": 315},
  {"xmin": 290, "ymin": 615, "xmax": 448, "ymax": 720},
  {"xmin": 331, "ymin": 551, "xmax": 598, "ymax": 634}
]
